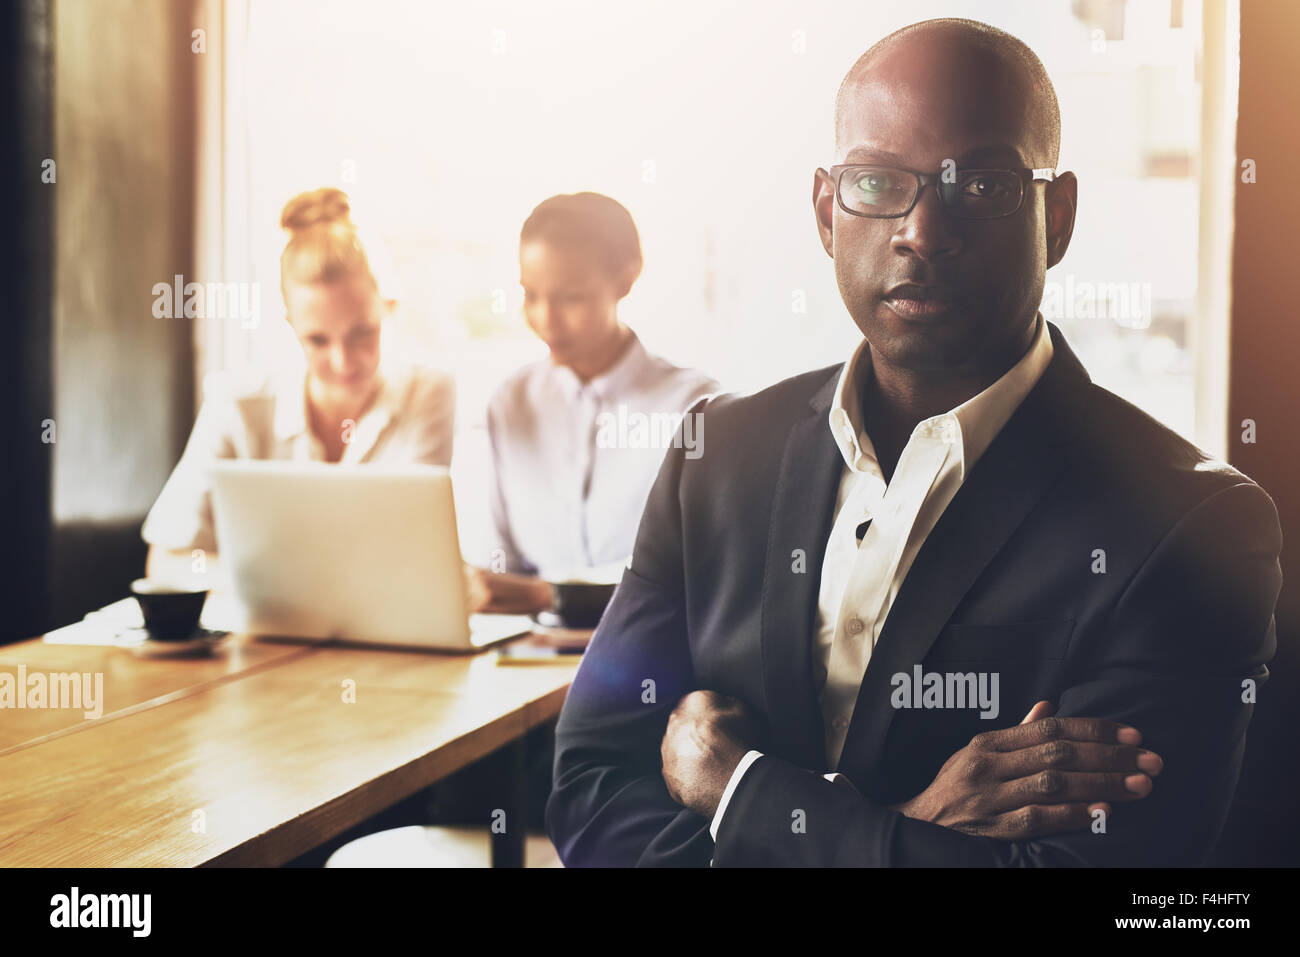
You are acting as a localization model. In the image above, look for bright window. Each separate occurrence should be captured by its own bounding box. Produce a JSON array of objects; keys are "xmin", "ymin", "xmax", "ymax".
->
[{"xmin": 208, "ymin": 0, "xmax": 1230, "ymax": 555}]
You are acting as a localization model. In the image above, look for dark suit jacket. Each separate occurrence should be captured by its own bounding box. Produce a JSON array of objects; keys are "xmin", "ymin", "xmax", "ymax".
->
[{"xmin": 545, "ymin": 320, "xmax": 1283, "ymax": 866}]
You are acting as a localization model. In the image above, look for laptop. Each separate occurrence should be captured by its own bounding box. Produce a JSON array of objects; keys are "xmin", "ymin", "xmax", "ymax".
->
[{"xmin": 209, "ymin": 460, "xmax": 533, "ymax": 651}]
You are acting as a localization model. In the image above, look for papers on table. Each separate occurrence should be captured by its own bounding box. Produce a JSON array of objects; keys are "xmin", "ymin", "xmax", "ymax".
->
[{"xmin": 493, "ymin": 624, "xmax": 592, "ymax": 664}]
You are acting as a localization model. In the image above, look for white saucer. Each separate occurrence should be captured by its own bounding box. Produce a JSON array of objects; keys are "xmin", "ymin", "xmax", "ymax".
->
[{"xmin": 127, "ymin": 628, "xmax": 229, "ymax": 658}]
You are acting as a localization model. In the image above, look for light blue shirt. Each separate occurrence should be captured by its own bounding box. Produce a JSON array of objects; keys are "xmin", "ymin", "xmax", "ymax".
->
[{"xmin": 486, "ymin": 332, "xmax": 718, "ymax": 579}]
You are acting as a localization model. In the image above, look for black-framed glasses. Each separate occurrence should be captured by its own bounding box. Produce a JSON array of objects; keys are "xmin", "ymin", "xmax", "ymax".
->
[{"xmin": 820, "ymin": 165, "xmax": 1056, "ymax": 220}]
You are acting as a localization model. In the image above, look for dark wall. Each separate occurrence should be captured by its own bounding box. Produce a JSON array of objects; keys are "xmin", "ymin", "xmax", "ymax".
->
[
  {"xmin": 2, "ymin": 0, "xmax": 198, "ymax": 642},
  {"xmin": 0, "ymin": 0, "xmax": 54, "ymax": 643},
  {"xmin": 46, "ymin": 0, "xmax": 197, "ymax": 629},
  {"xmin": 1214, "ymin": 0, "xmax": 1300, "ymax": 866}
]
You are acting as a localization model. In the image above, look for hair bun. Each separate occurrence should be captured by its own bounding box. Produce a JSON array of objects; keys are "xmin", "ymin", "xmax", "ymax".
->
[{"xmin": 280, "ymin": 187, "xmax": 353, "ymax": 232}]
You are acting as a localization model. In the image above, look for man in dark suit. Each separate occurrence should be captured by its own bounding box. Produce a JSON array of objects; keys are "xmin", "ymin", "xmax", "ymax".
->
[{"xmin": 546, "ymin": 18, "xmax": 1283, "ymax": 866}]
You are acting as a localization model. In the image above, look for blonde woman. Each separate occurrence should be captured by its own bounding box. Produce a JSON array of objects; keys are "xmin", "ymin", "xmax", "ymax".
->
[{"xmin": 143, "ymin": 188, "xmax": 455, "ymax": 583}]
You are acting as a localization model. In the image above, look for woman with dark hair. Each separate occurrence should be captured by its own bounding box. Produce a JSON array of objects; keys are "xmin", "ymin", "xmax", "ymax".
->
[
  {"xmin": 468, "ymin": 192, "xmax": 719, "ymax": 613},
  {"xmin": 328, "ymin": 194, "xmax": 718, "ymax": 865}
]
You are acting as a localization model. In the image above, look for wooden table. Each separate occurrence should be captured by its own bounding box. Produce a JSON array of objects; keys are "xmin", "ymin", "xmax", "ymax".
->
[{"xmin": 0, "ymin": 628, "xmax": 581, "ymax": 867}]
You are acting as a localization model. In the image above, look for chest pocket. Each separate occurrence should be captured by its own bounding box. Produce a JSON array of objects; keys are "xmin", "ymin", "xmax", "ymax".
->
[{"xmin": 926, "ymin": 619, "xmax": 1075, "ymax": 662}]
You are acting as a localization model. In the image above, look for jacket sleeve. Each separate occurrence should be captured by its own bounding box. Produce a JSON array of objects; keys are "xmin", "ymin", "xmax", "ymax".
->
[
  {"xmin": 546, "ymin": 399, "xmax": 714, "ymax": 867},
  {"xmin": 711, "ymin": 481, "xmax": 1283, "ymax": 866},
  {"xmin": 140, "ymin": 391, "xmax": 237, "ymax": 554}
]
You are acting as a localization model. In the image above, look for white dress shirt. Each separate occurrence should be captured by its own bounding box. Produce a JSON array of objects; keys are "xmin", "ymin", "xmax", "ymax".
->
[
  {"xmin": 486, "ymin": 331, "xmax": 718, "ymax": 579},
  {"xmin": 710, "ymin": 312, "xmax": 1055, "ymax": 841},
  {"xmin": 141, "ymin": 360, "xmax": 456, "ymax": 553}
]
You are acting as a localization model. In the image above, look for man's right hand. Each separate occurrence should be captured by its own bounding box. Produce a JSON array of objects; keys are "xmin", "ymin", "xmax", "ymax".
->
[{"xmin": 889, "ymin": 701, "xmax": 1163, "ymax": 840}]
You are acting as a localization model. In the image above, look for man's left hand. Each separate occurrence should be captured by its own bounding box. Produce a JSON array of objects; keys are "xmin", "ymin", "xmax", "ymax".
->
[{"xmin": 661, "ymin": 690, "xmax": 761, "ymax": 819}]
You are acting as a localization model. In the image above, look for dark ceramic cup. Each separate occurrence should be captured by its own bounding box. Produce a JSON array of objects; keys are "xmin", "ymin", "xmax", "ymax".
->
[
  {"xmin": 130, "ymin": 578, "xmax": 209, "ymax": 640},
  {"xmin": 547, "ymin": 580, "xmax": 618, "ymax": 629}
]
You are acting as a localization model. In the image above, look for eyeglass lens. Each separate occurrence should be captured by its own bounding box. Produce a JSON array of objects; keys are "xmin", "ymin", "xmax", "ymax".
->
[{"xmin": 838, "ymin": 167, "xmax": 1025, "ymax": 219}]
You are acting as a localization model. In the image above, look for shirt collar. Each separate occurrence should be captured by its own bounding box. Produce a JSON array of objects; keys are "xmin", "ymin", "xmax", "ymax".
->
[
  {"xmin": 552, "ymin": 329, "xmax": 649, "ymax": 404},
  {"xmin": 828, "ymin": 311, "xmax": 1055, "ymax": 481},
  {"xmin": 272, "ymin": 362, "xmax": 402, "ymax": 447}
]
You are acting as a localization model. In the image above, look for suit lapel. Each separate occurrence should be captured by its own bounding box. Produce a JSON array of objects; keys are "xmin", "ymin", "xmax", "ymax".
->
[
  {"xmin": 836, "ymin": 321, "xmax": 1092, "ymax": 787},
  {"xmin": 758, "ymin": 368, "xmax": 844, "ymax": 770}
]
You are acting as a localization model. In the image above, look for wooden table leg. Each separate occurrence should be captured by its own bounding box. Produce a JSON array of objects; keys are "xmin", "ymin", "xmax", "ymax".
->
[{"xmin": 490, "ymin": 736, "xmax": 528, "ymax": 868}]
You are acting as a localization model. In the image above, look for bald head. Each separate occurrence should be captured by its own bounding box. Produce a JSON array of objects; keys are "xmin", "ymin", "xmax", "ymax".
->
[
  {"xmin": 834, "ymin": 18, "xmax": 1060, "ymax": 168},
  {"xmin": 814, "ymin": 18, "xmax": 1078, "ymax": 387}
]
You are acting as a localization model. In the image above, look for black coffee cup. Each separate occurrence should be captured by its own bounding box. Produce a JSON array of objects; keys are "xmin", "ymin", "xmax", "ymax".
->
[
  {"xmin": 130, "ymin": 578, "xmax": 209, "ymax": 640},
  {"xmin": 547, "ymin": 580, "xmax": 618, "ymax": 629}
]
